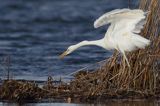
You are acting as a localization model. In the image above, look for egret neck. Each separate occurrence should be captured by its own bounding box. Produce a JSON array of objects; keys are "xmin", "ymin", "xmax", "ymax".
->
[{"xmin": 74, "ymin": 39, "xmax": 105, "ymax": 50}]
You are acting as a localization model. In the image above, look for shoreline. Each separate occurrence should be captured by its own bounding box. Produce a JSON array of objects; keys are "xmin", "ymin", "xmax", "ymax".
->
[{"xmin": 0, "ymin": 79, "xmax": 160, "ymax": 103}]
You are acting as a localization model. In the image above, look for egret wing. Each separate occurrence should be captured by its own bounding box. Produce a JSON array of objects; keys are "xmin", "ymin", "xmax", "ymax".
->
[
  {"xmin": 132, "ymin": 19, "xmax": 146, "ymax": 33},
  {"xmin": 109, "ymin": 17, "xmax": 149, "ymax": 52},
  {"xmin": 105, "ymin": 9, "xmax": 147, "ymax": 39},
  {"xmin": 94, "ymin": 8, "xmax": 145, "ymax": 28}
]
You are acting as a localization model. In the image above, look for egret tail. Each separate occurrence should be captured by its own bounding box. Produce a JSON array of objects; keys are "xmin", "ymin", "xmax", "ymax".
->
[{"xmin": 132, "ymin": 34, "xmax": 150, "ymax": 49}]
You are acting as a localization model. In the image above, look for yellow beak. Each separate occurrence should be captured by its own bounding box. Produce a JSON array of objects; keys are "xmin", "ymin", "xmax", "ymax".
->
[{"xmin": 59, "ymin": 50, "xmax": 68, "ymax": 59}]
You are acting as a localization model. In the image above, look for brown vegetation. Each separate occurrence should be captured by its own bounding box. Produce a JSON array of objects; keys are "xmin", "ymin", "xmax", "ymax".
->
[
  {"xmin": 0, "ymin": 80, "xmax": 46, "ymax": 102},
  {"xmin": 70, "ymin": 0, "xmax": 160, "ymax": 99},
  {"xmin": 0, "ymin": 78, "xmax": 71, "ymax": 102}
]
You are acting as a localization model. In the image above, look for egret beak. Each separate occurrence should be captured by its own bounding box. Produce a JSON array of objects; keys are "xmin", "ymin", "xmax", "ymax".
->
[{"xmin": 59, "ymin": 50, "xmax": 68, "ymax": 59}]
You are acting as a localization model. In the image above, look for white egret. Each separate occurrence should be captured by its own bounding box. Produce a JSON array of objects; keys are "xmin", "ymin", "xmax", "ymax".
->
[{"xmin": 60, "ymin": 8, "xmax": 150, "ymax": 67}]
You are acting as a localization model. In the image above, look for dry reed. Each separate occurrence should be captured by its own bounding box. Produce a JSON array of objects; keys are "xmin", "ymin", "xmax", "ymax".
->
[
  {"xmin": 70, "ymin": 0, "xmax": 160, "ymax": 98},
  {"xmin": 0, "ymin": 80, "xmax": 46, "ymax": 102}
]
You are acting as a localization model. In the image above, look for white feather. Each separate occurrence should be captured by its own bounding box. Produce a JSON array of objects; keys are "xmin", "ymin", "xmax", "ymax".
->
[
  {"xmin": 62, "ymin": 8, "xmax": 151, "ymax": 67},
  {"xmin": 94, "ymin": 8, "xmax": 145, "ymax": 28}
]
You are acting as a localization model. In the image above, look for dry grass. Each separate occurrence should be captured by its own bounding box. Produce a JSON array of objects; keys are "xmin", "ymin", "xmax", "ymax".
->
[
  {"xmin": 0, "ymin": 78, "xmax": 71, "ymax": 102},
  {"xmin": 0, "ymin": 80, "xmax": 46, "ymax": 102},
  {"xmin": 70, "ymin": 0, "xmax": 160, "ymax": 98}
]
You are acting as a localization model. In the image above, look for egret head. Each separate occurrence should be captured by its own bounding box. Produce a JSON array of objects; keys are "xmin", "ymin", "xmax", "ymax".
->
[
  {"xmin": 59, "ymin": 41, "xmax": 89, "ymax": 59},
  {"xmin": 59, "ymin": 45, "xmax": 76, "ymax": 59}
]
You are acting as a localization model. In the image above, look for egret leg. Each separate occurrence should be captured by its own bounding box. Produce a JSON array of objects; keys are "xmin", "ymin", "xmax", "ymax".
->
[
  {"xmin": 122, "ymin": 51, "xmax": 131, "ymax": 88},
  {"xmin": 122, "ymin": 52, "xmax": 130, "ymax": 68},
  {"xmin": 122, "ymin": 54, "xmax": 126, "ymax": 69},
  {"xmin": 116, "ymin": 45, "xmax": 130, "ymax": 68}
]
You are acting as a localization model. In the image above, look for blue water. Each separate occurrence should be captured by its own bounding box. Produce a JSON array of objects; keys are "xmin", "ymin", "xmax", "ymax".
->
[
  {"xmin": 0, "ymin": 0, "xmax": 139, "ymax": 80},
  {"xmin": 1, "ymin": 100, "xmax": 160, "ymax": 106}
]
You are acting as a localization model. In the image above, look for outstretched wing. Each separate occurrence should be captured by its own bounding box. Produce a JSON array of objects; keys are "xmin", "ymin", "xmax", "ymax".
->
[
  {"xmin": 94, "ymin": 8, "xmax": 146, "ymax": 29},
  {"xmin": 103, "ymin": 9, "xmax": 150, "ymax": 52}
]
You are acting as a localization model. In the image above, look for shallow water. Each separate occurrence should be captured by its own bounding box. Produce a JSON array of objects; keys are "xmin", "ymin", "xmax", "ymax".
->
[
  {"xmin": 0, "ymin": 0, "xmax": 138, "ymax": 80},
  {"xmin": 1, "ymin": 100, "xmax": 160, "ymax": 106}
]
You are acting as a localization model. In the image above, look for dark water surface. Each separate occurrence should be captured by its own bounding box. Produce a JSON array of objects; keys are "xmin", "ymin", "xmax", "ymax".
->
[
  {"xmin": 0, "ymin": 0, "xmax": 138, "ymax": 80},
  {"xmin": 1, "ymin": 100, "xmax": 160, "ymax": 106}
]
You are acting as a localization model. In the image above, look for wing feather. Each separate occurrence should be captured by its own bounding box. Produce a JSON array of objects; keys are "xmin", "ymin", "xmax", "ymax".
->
[
  {"xmin": 102, "ymin": 9, "xmax": 150, "ymax": 52},
  {"xmin": 132, "ymin": 19, "xmax": 146, "ymax": 33},
  {"xmin": 94, "ymin": 8, "xmax": 145, "ymax": 28}
]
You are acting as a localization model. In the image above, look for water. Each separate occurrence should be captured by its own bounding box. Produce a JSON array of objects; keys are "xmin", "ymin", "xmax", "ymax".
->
[
  {"xmin": 0, "ymin": 0, "xmax": 138, "ymax": 80},
  {"xmin": 1, "ymin": 0, "xmax": 157, "ymax": 106},
  {"xmin": 0, "ymin": 100, "xmax": 160, "ymax": 106}
]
